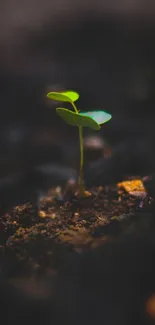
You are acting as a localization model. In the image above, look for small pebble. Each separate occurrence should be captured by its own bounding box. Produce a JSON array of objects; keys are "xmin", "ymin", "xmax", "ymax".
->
[
  {"xmin": 84, "ymin": 191, "xmax": 92, "ymax": 197},
  {"xmin": 98, "ymin": 186, "xmax": 103, "ymax": 192},
  {"xmin": 50, "ymin": 213, "xmax": 56, "ymax": 219},
  {"xmin": 39, "ymin": 211, "xmax": 46, "ymax": 218}
]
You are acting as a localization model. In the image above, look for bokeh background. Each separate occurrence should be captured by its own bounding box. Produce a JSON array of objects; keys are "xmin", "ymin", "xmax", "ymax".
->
[{"xmin": 0, "ymin": 0, "xmax": 155, "ymax": 206}]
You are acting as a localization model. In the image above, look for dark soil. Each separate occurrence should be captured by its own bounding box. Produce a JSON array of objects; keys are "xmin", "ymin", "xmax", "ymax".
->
[{"xmin": 0, "ymin": 180, "xmax": 155, "ymax": 325}]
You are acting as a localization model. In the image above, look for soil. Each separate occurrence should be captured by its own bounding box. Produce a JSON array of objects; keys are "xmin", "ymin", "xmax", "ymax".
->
[{"xmin": 0, "ymin": 178, "xmax": 155, "ymax": 324}]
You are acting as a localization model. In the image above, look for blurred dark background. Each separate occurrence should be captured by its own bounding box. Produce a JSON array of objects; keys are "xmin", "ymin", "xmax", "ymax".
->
[
  {"xmin": 0, "ymin": 0, "xmax": 155, "ymax": 205},
  {"xmin": 1, "ymin": 2, "xmax": 155, "ymax": 325}
]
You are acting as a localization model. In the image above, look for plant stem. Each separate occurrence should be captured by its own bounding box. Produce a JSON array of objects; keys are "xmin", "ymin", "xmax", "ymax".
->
[
  {"xmin": 71, "ymin": 101, "xmax": 78, "ymax": 114},
  {"xmin": 71, "ymin": 101, "xmax": 85, "ymax": 196}
]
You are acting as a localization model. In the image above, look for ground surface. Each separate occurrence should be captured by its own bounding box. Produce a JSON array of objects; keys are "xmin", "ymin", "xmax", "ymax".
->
[
  {"xmin": 0, "ymin": 179, "xmax": 155, "ymax": 325},
  {"xmin": 0, "ymin": 179, "xmax": 152, "ymax": 265}
]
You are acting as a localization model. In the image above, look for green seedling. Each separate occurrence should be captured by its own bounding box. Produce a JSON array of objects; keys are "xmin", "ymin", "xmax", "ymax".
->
[{"xmin": 47, "ymin": 90, "xmax": 112, "ymax": 197}]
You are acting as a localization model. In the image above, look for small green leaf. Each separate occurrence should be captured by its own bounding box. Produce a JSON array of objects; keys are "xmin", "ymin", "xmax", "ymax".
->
[
  {"xmin": 56, "ymin": 108, "xmax": 100, "ymax": 130},
  {"xmin": 63, "ymin": 91, "xmax": 79, "ymax": 102},
  {"xmin": 80, "ymin": 110, "xmax": 112, "ymax": 125},
  {"xmin": 47, "ymin": 90, "xmax": 79, "ymax": 102}
]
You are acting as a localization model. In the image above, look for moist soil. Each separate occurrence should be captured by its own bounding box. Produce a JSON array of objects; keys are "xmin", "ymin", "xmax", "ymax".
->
[{"xmin": 0, "ymin": 179, "xmax": 154, "ymax": 324}]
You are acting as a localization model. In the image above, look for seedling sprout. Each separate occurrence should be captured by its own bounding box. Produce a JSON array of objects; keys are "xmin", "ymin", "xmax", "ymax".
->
[{"xmin": 47, "ymin": 90, "xmax": 112, "ymax": 197}]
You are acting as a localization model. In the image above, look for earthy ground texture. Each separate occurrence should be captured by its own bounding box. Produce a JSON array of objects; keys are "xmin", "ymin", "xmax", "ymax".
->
[{"xmin": 0, "ymin": 178, "xmax": 155, "ymax": 325}]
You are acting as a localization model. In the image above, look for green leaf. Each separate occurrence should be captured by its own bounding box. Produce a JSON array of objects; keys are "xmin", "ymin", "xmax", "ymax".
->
[
  {"xmin": 80, "ymin": 110, "xmax": 112, "ymax": 125},
  {"xmin": 56, "ymin": 108, "xmax": 100, "ymax": 130},
  {"xmin": 47, "ymin": 90, "xmax": 79, "ymax": 102}
]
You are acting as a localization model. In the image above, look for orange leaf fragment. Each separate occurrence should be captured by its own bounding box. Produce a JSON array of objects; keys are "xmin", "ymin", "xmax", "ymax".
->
[
  {"xmin": 146, "ymin": 294, "xmax": 155, "ymax": 319},
  {"xmin": 117, "ymin": 179, "xmax": 146, "ymax": 197}
]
